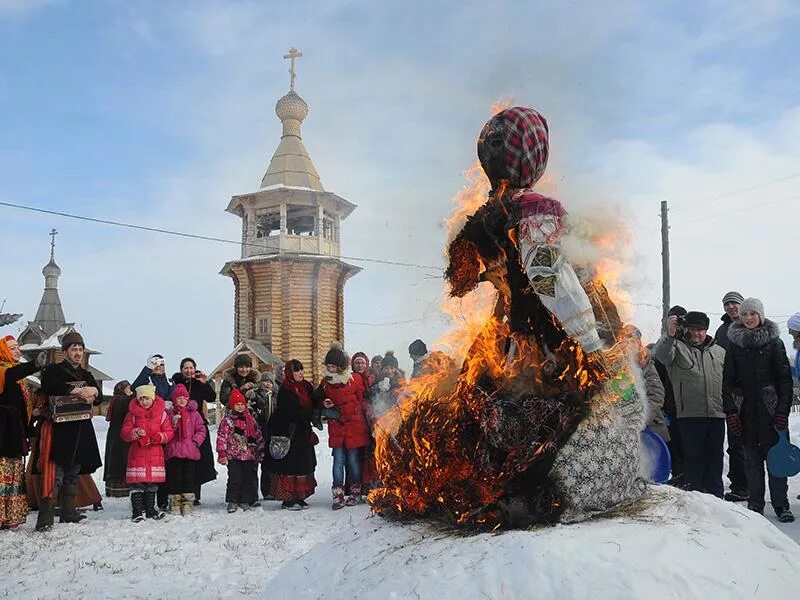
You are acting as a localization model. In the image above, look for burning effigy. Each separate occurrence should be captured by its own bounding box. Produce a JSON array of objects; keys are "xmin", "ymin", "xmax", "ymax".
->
[{"xmin": 369, "ymin": 106, "xmax": 646, "ymax": 529}]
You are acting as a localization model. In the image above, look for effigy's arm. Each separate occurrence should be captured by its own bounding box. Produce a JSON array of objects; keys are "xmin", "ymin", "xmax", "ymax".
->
[{"xmin": 517, "ymin": 217, "xmax": 602, "ymax": 353}]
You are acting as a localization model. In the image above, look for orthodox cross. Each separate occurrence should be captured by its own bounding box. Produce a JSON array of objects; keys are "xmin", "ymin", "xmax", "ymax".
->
[
  {"xmin": 49, "ymin": 228, "xmax": 58, "ymax": 260},
  {"xmin": 283, "ymin": 47, "xmax": 303, "ymax": 92}
]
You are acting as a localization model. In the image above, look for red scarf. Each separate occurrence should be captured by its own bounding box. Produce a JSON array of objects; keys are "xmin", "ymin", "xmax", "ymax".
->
[
  {"xmin": 231, "ymin": 406, "xmax": 259, "ymax": 438},
  {"xmin": 281, "ymin": 361, "xmax": 313, "ymax": 409}
]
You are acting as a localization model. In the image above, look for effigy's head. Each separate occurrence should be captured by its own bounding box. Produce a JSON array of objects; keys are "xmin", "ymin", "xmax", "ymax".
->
[{"xmin": 478, "ymin": 106, "xmax": 549, "ymax": 190}]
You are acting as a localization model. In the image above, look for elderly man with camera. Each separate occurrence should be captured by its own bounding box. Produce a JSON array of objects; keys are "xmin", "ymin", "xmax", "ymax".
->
[{"xmin": 654, "ymin": 311, "xmax": 726, "ymax": 498}]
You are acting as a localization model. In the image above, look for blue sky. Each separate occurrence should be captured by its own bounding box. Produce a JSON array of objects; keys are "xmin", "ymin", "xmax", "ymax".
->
[{"xmin": 2, "ymin": 0, "xmax": 800, "ymax": 380}]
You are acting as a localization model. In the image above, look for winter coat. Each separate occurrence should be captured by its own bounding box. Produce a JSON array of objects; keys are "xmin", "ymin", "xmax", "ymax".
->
[
  {"xmin": 219, "ymin": 367, "xmax": 260, "ymax": 408},
  {"xmin": 653, "ymin": 335, "xmax": 725, "ymax": 419},
  {"xmin": 367, "ymin": 372, "xmax": 405, "ymax": 424},
  {"xmin": 165, "ymin": 400, "xmax": 206, "ymax": 461},
  {"xmin": 642, "ymin": 356, "xmax": 669, "ymax": 441},
  {"xmin": 251, "ymin": 387, "xmax": 276, "ymax": 428},
  {"xmin": 266, "ymin": 381, "xmax": 317, "ymax": 475},
  {"xmin": 103, "ymin": 392, "xmax": 132, "ymax": 483},
  {"xmin": 132, "ymin": 367, "xmax": 174, "ymax": 403},
  {"xmin": 40, "ymin": 361, "xmax": 103, "ymax": 473},
  {"xmin": 0, "ymin": 361, "xmax": 38, "ymax": 458},
  {"xmin": 171, "ymin": 372, "xmax": 215, "ymax": 424},
  {"xmin": 714, "ymin": 314, "xmax": 735, "ymax": 353},
  {"xmin": 217, "ymin": 409, "xmax": 264, "ymax": 462},
  {"xmin": 651, "ymin": 357, "xmax": 676, "ymax": 419},
  {"xmin": 121, "ymin": 396, "xmax": 174, "ymax": 483},
  {"xmin": 316, "ymin": 373, "xmax": 370, "ymax": 449},
  {"xmin": 723, "ymin": 320, "xmax": 793, "ymax": 447},
  {"xmin": 170, "ymin": 372, "xmax": 216, "ymax": 485}
]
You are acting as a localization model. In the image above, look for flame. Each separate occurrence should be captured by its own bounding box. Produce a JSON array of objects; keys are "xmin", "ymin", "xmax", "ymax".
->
[{"xmin": 368, "ymin": 100, "xmax": 636, "ymax": 529}]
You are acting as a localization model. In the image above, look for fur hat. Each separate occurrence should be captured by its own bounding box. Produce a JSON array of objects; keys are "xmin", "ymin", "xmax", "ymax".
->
[
  {"xmin": 61, "ymin": 330, "xmax": 85, "ymax": 351},
  {"xmin": 722, "ymin": 291, "xmax": 744, "ymax": 306},
  {"xmin": 788, "ymin": 312, "xmax": 800, "ymax": 333},
  {"xmin": 684, "ymin": 311, "xmax": 710, "ymax": 330},
  {"xmin": 408, "ymin": 339, "xmax": 428, "ymax": 358},
  {"xmin": 234, "ymin": 353, "xmax": 252, "ymax": 369},
  {"xmin": 740, "ymin": 297, "xmax": 765, "ymax": 322},
  {"xmin": 173, "ymin": 383, "xmax": 189, "ymax": 399},
  {"xmin": 135, "ymin": 385, "xmax": 156, "ymax": 400},
  {"xmin": 229, "ymin": 388, "xmax": 246, "ymax": 408},
  {"xmin": 324, "ymin": 341, "xmax": 348, "ymax": 370},
  {"xmin": 381, "ymin": 351, "xmax": 399, "ymax": 369}
]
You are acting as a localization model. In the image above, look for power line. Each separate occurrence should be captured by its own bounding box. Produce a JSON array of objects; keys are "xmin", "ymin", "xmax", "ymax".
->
[
  {"xmin": 670, "ymin": 171, "xmax": 800, "ymax": 212},
  {"xmin": 0, "ymin": 200, "xmax": 444, "ymax": 272},
  {"xmin": 669, "ymin": 194, "xmax": 800, "ymax": 228}
]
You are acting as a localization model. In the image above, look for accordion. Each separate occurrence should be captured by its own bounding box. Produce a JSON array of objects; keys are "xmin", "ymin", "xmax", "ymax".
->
[{"xmin": 49, "ymin": 395, "xmax": 92, "ymax": 423}]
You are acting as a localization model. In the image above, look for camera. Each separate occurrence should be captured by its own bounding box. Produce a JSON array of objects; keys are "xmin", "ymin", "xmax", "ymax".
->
[{"xmin": 673, "ymin": 314, "xmax": 688, "ymax": 341}]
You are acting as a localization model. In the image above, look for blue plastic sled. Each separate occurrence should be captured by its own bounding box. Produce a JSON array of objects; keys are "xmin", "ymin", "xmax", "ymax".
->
[
  {"xmin": 767, "ymin": 430, "xmax": 800, "ymax": 478},
  {"xmin": 641, "ymin": 427, "xmax": 671, "ymax": 483}
]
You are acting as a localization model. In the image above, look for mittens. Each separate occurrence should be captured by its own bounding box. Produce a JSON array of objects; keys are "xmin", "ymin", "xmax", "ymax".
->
[
  {"xmin": 726, "ymin": 413, "xmax": 742, "ymax": 437},
  {"xmin": 774, "ymin": 413, "xmax": 789, "ymax": 431}
]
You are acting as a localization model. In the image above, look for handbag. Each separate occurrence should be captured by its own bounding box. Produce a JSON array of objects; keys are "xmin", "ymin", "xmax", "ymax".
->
[{"xmin": 269, "ymin": 423, "xmax": 296, "ymax": 460}]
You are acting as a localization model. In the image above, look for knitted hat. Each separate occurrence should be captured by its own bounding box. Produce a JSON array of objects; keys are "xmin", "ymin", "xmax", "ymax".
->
[
  {"xmin": 381, "ymin": 351, "xmax": 399, "ymax": 369},
  {"xmin": 260, "ymin": 371, "xmax": 275, "ymax": 384},
  {"xmin": 408, "ymin": 339, "xmax": 428, "ymax": 358},
  {"xmin": 788, "ymin": 312, "xmax": 800, "ymax": 333},
  {"xmin": 371, "ymin": 355, "xmax": 383, "ymax": 367},
  {"xmin": 684, "ymin": 311, "xmax": 710, "ymax": 330},
  {"xmin": 61, "ymin": 330, "xmax": 85, "ymax": 351},
  {"xmin": 234, "ymin": 353, "xmax": 252, "ymax": 369},
  {"xmin": 229, "ymin": 388, "xmax": 246, "ymax": 408},
  {"xmin": 351, "ymin": 352, "xmax": 369, "ymax": 367},
  {"xmin": 135, "ymin": 385, "xmax": 156, "ymax": 400},
  {"xmin": 667, "ymin": 305, "xmax": 687, "ymax": 318},
  {"xmin": 324, "ymin": 342, "xmax": 348, "ymax": 370},
  {"xmin": 173, "ymin": 384, "xmax": 189, "ymax": 399},
  {"xmin": 722, "ymin": 291, "xmax": 744, "ymax": 306},
  {"xmin": 739, "ymin": 297, "xmax": 765, "ymax": 322}
]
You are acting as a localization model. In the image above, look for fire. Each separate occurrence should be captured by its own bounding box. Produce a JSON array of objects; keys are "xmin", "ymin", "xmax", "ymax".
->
[{"xmin": 368, "ymin": 102, "xmax": 636, "ymax": 529}]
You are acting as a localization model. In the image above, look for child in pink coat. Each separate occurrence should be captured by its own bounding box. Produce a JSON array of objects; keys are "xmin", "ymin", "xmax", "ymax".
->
[
  {"xmin": 165, "ymin": 384, "xmax": 207, "ymax": 515},
  {"xmin": 121, "ymin": 384, "xmax": 174, "ymax": 522},
  {"xmin": 217, "ymin": 389, "xmax": 264, "ymax": 513}
]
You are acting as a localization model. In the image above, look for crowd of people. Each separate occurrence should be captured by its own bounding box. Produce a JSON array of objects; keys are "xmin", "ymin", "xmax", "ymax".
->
[
  {"xmin": 1, "ymin": 291, "xmax": 799, "ymax": 531},
  {"xmin": 0, "ymin": 331, "xmax": 430, "ymax": 529},
  {"xmin": 635, "ymin": 291, "xmax": 799, "ymax": 523}
]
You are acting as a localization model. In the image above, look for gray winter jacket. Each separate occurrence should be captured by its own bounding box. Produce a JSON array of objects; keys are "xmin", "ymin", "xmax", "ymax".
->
[
  {"xmin": 653, "ymin": 335, "xmax": 726, "ymax": 419},
  {"xmin": 642, "ymin": 356, "xmax": 670, "ymax": 441}
]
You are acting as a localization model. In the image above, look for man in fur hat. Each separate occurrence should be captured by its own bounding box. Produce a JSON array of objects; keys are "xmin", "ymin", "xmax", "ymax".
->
[
  {"xmin": 35, "ymin": 330, "xmax": 103, "ymax": 531},
  {"xmin": 655, "ymin": 311, "xmax": 726, "ymax": 498}
]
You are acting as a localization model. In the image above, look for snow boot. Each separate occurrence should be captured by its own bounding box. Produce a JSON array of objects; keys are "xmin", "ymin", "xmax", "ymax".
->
[
  {"xmin": 297, "ymin": 499, "xmax": 309, "ymax": 510},
  {"xmin": 281, "ymin": 500, "xmax": 302, "ymax": 511},
  {"xmin": 131, "ymin": 491, "xmax": 145, "ymax": 523},
  {"xmin": 724, "ymin": 488, "xmax": 748, "ymax": 502},
  {"xmin": 35, "ymin": 497, "xmax": 55, "ymax": 532},
  {"xmin": 331, "ymin": 486, "xmax": 345, "ymax": 510},
  {"xmin": 776, "ymin": 507, "xmax": 795, "ymax": 523},
  {"xmin": 144, "ymin": 489, "xmax": 165, "ymax": 520},
  {"xmin": 345, "ymin": 484, "xmax": 361, "ymax": 507},
  {"xmin": 93, "ymin": 501, "xmax": 104, "ymax": 511},
  {"xmin": 227, "ymin": 502, "xmax": 238, "ymax": 513},
  {"xmin": 181, "ymin": 493, "xmax": 195, "ymax": 516},
  {"xmin": 168, "ymin": 494, "xmax": 182, "ymax": 515},
  {"xmin": 60, "ymin": 483, "xmax": 87, "ymax": 523},
  {"xmin": 239, "ymin": 503, "xmax": 252, "ymax": 511}
]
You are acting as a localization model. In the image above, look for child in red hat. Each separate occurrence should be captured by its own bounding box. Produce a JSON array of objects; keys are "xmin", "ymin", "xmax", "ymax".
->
[{"xmin": 217, "ymin": 389, "xmax": 264, "ymax": 513}]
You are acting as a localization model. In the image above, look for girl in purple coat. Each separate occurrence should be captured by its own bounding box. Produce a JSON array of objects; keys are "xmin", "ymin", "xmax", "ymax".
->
[
  {"xmin": 165, "ymin": 384, "xmax": 207, "ymax": 515},
  {"xmin": 217, "ymin": 389, "xmax": 265, "ymax": 513}
]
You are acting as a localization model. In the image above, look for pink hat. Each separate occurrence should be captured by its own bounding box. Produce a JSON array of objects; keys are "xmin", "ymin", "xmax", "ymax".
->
[{"xmin": 173, "ymin": 384, "xmax": 189, "ymax": 399}]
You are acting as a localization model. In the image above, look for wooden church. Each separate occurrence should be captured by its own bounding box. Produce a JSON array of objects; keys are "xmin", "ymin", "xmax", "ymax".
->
[{"xmin": 217, "ymin": 48, "xmax": 360, "ymax": 382}]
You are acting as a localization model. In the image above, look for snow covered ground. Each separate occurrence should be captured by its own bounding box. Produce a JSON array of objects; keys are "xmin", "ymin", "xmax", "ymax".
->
[{"xmin": 1, "ymin": 417, "xmax": 800, "ymax": 599}]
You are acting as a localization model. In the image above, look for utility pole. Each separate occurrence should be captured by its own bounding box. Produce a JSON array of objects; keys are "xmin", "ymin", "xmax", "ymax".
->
[{"xmin": 661, "ymin": 200, "xmax": 671, "ymax": 330}]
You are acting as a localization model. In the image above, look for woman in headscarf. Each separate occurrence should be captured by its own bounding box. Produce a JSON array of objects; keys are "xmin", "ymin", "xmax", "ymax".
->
[
  {"xmin": 265, "ymin": 360, "xmax": 318, "ymax": 510},
  {"xmin": 103, "ymin": 380, "xmax": 133, "ymax": 497},
  {"xmin": 0, "ymin": 335, "xmax": 43, "ymax": 529}
]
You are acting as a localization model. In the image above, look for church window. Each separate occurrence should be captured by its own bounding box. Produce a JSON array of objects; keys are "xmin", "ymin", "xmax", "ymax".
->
[{"xmin": 258, "ymin": 317, "xmax": 272, "ymax": 335}]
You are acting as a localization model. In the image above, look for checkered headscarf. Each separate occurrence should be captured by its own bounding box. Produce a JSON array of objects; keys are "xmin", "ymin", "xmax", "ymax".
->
[{"xmin": 477, "ymin": 106, "xmax": 549, "ymax": 189}]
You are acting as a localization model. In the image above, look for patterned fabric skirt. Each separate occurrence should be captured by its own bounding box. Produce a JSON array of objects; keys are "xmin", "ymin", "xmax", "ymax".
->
[
  {"xmin": 0, "ymin": 457, "xmax": 28, "ymax": 527},
  {"xmin": 270, "ymin": 473, "xmax": 316, "ymax": 501},
  {"xmin": 105, "ymin": 479, "xmax": 131, "ymax": 498}
]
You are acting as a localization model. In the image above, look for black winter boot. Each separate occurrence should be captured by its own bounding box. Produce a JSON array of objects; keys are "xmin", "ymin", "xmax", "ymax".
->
[
  {"xmin": 144, "ymin": 489, "xmax": 165, "ymax": 520},
  {"xmin": 35, "ymin": 498, "xmax": 55, "ymax": 532},
  {"xmin": 60, "ymin": 483, "xmax": 87, "ymax": 523},
  {"xmin": 131, "ymin": 491, "xmax": 145, "ymax": 523}
]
